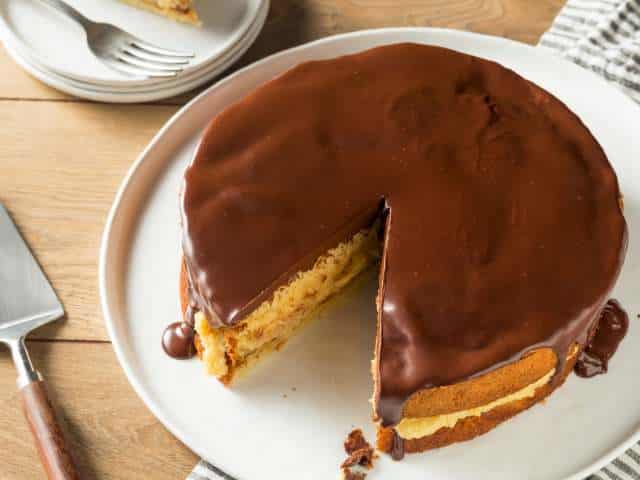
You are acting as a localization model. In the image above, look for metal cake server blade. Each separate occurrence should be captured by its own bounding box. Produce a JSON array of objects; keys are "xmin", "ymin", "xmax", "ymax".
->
[
  {"xmin": 0, "ymin": 203, "xmax": 79, "ymax": 479},
  {"xmin": 0, "ymin": 205, "xmax": 64, "ymax": 339}
]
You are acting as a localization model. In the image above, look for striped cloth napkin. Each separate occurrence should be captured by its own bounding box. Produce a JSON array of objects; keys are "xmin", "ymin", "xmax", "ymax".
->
[
  {"xmin": 186, "ymin": 2, "xmax": 640, "ymax": 478},
  {"xmin": 539, "ymin": 0, "xmax": 640, "ymax": 103}
]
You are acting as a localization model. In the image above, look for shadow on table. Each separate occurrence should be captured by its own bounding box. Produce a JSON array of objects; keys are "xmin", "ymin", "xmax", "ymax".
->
[
  {"xmin": 164, "ymin": 0, "xmax": 317, "ymax": 104},
  {"xmin": 231, "ymin": 0, "xmax": 316, "ymax": 72}
]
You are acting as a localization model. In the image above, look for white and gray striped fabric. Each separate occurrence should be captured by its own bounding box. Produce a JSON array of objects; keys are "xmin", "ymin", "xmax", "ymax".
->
[
  {"xmin": 186, "ymin": 2, "xmax": 640, "ymax": 478},
  {"xmin": 539, "ymin": 0, "xmax": 640, "ymax": 103}
]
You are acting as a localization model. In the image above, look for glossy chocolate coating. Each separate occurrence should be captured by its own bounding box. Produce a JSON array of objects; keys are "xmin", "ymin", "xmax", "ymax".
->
[
  {"xmin": 181, "ymin": 44, "xmax": 627, "ymax": 426},
  {"xmin": 390, "ymin": 431, "xmax": 405, "ymax": 461},
  {"xmin": 575, "ymin": 299, "xmax": 629, "ymax": 378},
  {"xmin": 162, "ymin": 322, "xmax": 196, "ymax": 359}
]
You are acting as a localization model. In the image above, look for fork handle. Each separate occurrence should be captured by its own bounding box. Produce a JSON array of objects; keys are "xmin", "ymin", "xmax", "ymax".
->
[
  {"xmin": 37, "ymin": 0, "xmax": 91, "ymax": 28},
  {"xmin": 20, "ymin": 379, "xmax": 80, "ymax": 480}
]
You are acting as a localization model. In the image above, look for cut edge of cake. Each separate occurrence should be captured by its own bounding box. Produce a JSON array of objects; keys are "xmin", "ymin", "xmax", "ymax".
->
[{"xmin": 188, "ymin": 224, "xmax": 381, "ymax": 384}]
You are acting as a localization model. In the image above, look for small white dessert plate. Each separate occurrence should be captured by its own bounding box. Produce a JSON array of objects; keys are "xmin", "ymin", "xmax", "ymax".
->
[
  {"xmin": 100, "ymin": 29, "xmax": 640, "ymax": 480},
  {"xmin": 0, "ymin": 0, "xmax": 266, "ymax": 87},
  {"xmin": 0, "ymin": 0, "xmax": 268, "ymax": 103}
]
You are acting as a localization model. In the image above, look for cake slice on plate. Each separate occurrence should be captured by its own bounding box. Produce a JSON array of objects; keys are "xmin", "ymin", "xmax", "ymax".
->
[{"xmin": 121, "ymin": 0, "xmax": 200, "ymax": 25}]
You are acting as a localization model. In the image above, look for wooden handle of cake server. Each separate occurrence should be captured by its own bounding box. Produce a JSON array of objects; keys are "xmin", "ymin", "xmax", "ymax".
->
[{"xmin": 19, "ymin": 379, "xmax": 80, "ymax": 480}]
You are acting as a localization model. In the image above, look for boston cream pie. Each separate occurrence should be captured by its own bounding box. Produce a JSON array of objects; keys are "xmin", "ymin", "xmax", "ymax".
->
[
  {"xmin": 173, "ymin": 43, "xmax": 627, "ymax": 456},
  {"xmin": 121, "ymin": 0, "xmax": 199, "ymax": 24}
]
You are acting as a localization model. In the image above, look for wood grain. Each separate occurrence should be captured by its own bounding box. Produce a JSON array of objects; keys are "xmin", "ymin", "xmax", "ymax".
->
[
  {"xmin": 234, "ymin": 0, "xmax": 564, "ymax": 69},
  {"xmin": 0, "ymin": 343, "xmax": 197, "ymax": 480},
  {"xmin": 0, "ymin": 1, "xmax": 564, "ymax": 478},
  {"xmin": 0, "ymin": 45, "xmax": 70, "ymax": 101},
  {"xmin": 0, "ymin": 101, "xmax": 178, "ymax": 341}
]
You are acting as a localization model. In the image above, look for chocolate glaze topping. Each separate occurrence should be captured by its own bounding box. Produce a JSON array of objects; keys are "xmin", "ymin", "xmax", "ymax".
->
[
  {"xmin": 181, "ymin": 44, "xmax": 627, "ymax": 426},
  {"xmin": 162, "ymin": 322, "xmax": 196, "ymax": 359},
  {"xmin": 390, "ymin": 431, "xmax": 405, "ymax": 461},
  {"xmin": 575, "ymin": 299, "xmax": 629, "ymax": 378}
]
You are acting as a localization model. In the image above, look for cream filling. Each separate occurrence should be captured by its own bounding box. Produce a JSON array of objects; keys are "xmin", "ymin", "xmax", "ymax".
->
[
  {"xmin": 396, "ymin": 370, "xmax": 554, "ymax": 439},
  {"xmin": 193, "ymin": 226, "xmax": 380, "ymax": 380}
]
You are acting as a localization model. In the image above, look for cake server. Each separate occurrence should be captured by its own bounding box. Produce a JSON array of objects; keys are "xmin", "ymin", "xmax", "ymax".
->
[{"xmin": 0, "ymin": 203, "xmax": 79, "ymax": 479}]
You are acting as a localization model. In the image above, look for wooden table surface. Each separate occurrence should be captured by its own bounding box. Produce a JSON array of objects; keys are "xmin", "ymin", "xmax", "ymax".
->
[{"xmin": 0, "ymin": 1, "xmax": 564, "ymax": 478}]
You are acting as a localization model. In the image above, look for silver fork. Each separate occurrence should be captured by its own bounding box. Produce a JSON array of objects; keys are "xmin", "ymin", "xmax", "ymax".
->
[{"xmin": 38, "ymin": 0, "xmax": 194, "ymax": 78}]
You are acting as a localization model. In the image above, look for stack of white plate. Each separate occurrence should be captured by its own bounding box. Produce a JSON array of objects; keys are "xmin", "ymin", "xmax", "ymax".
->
[{"xmin": 0, "ymin": 0, "xmax": 269, "ymax": 102}]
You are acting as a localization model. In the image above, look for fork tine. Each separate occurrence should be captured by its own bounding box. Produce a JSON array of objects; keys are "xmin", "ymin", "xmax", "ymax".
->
[
  {"xmin": 129, "ymin": 40, "xmax": 195, "ymax": 58},
  {"xmin": 121, "ymin": 45, "xmax": 191, "ymax": 65},
  {"xmin": 115, "ymin": 51, "xmax": 185, "ymax": 73},
  {"xmin": 106, "ymin": 59, "xmax": 177, "ymax": 79}
]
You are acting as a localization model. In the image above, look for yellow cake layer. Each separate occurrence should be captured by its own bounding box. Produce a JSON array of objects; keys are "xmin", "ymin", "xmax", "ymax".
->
[
  {"xmin": 396, "ymin": 370, "xmax": 554, "ymax": 440},
  {"xmin": 195, "ymin": 225, "xmax": 381, "ymax": 381},
  {"xmin": 121, "ymin": 0, "xmax": 200, "ymax": 24}
]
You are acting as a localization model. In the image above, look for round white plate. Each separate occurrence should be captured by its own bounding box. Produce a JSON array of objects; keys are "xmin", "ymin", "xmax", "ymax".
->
[
  {"xmin": 1, "ymin": 0, "xmax": 268, "ymax": 103},
  {"xmin": 0, "ymin": 0, "xmax": 265, "ymax": 87},
  {"xmin": 0, "ymin": 0, "xmax": 269, "ymax": 93},
  {"xmin": 100, "ymin": 29, "xmax": 640, "ymax": 480}
]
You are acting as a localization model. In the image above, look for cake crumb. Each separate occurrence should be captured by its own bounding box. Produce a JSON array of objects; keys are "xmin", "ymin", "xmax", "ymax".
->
[
  {"xmin": 341, "ymin": 446, "xmax": 374, "ymax": 469},
  {"xmin": 340, "ymin": 469, "xmax": 366, "ymax": 480},
  {"xmin": 344, "ymin": 429, "xmax": 369, "ymax": 455},
  {"xmin": 340, "ymin": 429, "xmax": 377, "ymax": 480}
]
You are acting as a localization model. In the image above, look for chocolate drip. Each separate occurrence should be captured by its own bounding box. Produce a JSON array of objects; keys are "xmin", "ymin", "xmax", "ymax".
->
[
  {"xmin": 181, "ymin": 44, "xmax": 627, "ymax": 426},
  {"xmin": 162, "ymin": 322, "xmax": 196, "ymax": 359},
  {"xmin": 390, "ymin": 431, "xmax": 405, "ymax": 461},
  {"xmin": 184, "ymin": 305, "xmax": 196, "ymax": 327},
  {"xmin": 161, "ymin": 265, "xmax": 198, "ymax": 358},
  {"xmin": 575, "ymin": 299, "xmax": 629, "ymax": 378}
]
